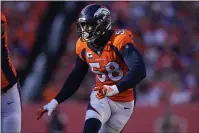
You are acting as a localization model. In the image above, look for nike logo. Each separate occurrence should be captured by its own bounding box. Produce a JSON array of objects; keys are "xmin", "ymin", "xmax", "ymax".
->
[
  {"xmin": 124, "ymin": 107, "xmax": 130, "ymax": 109},
  {"xmin": 7, "ymin": 101, "xmax": 14, "ymax": 105}
]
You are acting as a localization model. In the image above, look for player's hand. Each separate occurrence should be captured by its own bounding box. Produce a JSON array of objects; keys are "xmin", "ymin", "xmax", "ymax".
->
[
  {"xmin": 94, "ymin": 85, "xmax": 119, "ymax": 99},
  {"xmin": 37, "ymin": 99, "xmax": 58, "ymax": 120},
  {"xmin": 93, "ymin": 86, "xmax": 106, "ymax": 99}
]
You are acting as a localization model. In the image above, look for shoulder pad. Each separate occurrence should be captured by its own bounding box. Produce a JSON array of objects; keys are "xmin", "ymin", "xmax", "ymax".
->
[
  {"xmin": 111, "ymin": 29, "xmax": 135, "ymax": 51},
  {"xmin": 76, "ymin": 38, "xmax": 87, "ymax": 60}
]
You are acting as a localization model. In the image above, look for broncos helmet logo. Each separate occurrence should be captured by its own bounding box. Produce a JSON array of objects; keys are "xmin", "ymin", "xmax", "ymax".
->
[{"xmin": 94, "ymin": 7, "xmax": 110, "ymax": 19}]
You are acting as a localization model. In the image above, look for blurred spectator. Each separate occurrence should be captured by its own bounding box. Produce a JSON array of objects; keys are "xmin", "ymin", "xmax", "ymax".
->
[
  {"xmin": 1, "ymin": 1, "xmax": 48, "ymax": 71},
  {"xmin": 154, "ymin": 105, "xmax": 188, "ymax": 133}
]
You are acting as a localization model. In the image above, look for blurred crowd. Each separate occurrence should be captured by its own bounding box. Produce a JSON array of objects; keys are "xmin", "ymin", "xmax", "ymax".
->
[
  {"xmin": 1, "ymin": 1, "xmax": 48, "ymax": 72},
  {"xmin": 2, "ymin": 1, "xmax": 199, "ymax": 106}
]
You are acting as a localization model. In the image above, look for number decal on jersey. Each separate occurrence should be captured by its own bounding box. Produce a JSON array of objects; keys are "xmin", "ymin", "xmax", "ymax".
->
[
  {"xmin": 105, "ymin": 62, "xmax": 124, "ymax": 81},
  {"xmin": 89, "ymin": 62, "xmax": 124, "ymax": 82},
  {"xmin": 115, "ymin": 29, "xmax": 125, "ymax": 35},
  {"xmin": 89, "ymin": 63, "xmax": 106, "ymax": 82}
]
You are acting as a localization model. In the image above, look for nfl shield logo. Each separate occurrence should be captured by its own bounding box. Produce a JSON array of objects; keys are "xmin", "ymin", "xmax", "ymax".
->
[{"xmin": 87, "ymin": 52, "xmax": 93, "ymax": 59}]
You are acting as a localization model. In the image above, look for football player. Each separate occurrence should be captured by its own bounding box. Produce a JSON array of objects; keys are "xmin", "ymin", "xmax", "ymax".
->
[
  {"xmin": 37, "ymin": 4, "xmax": 146, "ymax": 133},
  {"xmin": 1, "ymin": 12, "xmax": 22, "ymax": 133}
]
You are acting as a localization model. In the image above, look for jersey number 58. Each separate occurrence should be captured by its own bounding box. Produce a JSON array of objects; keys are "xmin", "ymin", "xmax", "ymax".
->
[{"xmin": 89, "ymin": 62, "xmax": 124, "ymax": 82}]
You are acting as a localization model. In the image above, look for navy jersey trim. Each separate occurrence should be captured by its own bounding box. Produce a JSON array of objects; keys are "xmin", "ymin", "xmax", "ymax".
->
[
  {"xmin": 87, "ymin": 102, "xmax": 101, "ymax": 116},
  {"xmin": 81, "ymin": 48, "xmax": 86, "ymax": 61},
  {"xmin": 109, "ymin": 44, "xmax": 124, "ymax": 62}
]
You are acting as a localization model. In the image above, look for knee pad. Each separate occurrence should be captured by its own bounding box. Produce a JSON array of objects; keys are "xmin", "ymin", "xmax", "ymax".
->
[{"xmin": 83, "ymin": 118, "xmax": 102, "ymax": 133}]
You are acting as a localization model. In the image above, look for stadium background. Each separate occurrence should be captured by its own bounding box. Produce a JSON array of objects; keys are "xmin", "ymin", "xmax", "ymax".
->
[{"xmin": 2, "ymin": 1, "xmax": 199, "ymax": 133}]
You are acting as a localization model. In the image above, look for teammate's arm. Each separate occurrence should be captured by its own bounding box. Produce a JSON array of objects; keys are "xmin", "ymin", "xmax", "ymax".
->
[
  {"xmin": 37, "ymin": 55, "xmax": 89, "ymax": 119},
  {"xmin": 1, "ymin": 21, "xmax": 5, "ymax": 37},
  {"xmin": 116, "ymin": 43, "xmax": 146, "ymax": 92}
]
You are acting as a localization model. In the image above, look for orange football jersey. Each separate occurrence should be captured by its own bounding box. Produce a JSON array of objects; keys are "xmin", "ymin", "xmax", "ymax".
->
[
  {"xmin": 76, "ymin": 29, "xmax": 136, "ymax": 102},
  {"xmin": 1, "ymin": 12, "xmax": 17, "ymax": 90}
]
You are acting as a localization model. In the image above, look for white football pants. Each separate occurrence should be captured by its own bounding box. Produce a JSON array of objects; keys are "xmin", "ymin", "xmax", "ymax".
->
[
  {"xmin": 85, "ymin": 91, "xmax": 135, "ymax": 133},
  {"xmin": 1, "ymin": 83, "xmax": 22, "ymax": 133}
]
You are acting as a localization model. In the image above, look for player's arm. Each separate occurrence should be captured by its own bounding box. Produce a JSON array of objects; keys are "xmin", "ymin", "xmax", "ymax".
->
[
  {"xmin": 54, "ymin": 55, "xmax": 89, "ymax": 103},
  {"xmin": 37, "ymin": 55, "xmax": 89, "ymax": 119},
  {"xmin": 1, "ymin": 21, "xmax": 5, "ymax": 37},
  {"xmin": 116, "ymin": 43, "xmax": 146, "ymax": 91}
]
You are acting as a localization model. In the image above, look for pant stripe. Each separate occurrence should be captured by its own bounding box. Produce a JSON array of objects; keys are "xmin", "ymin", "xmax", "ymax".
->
[
  {"xmin": 17, "ymin": 82, "xmax": 22, "ymax": 110},
  {"xmin": 87, "ymin": 102, "xmax": 101, "ymax": 116}
]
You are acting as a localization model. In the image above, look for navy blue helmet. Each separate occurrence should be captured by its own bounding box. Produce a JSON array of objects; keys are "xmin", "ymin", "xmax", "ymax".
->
[{"xmin": 77, "ymin": 4, "xmax": 112, "ymax": 43}]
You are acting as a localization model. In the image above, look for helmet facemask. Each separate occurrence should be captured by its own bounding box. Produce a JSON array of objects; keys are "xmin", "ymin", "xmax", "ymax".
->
[{"xmin": 77, "ymin": 13, "xmax": 111, "ymax": 43}]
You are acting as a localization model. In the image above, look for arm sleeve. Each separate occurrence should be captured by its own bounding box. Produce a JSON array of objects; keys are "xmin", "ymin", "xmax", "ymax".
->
[
  {"xmin": 54, "ymin": 55, "xmax": 89, "ymax": 104},
  {"xmin": 116, "ymin": 43, "xmax": 146, "ymax": 92}
]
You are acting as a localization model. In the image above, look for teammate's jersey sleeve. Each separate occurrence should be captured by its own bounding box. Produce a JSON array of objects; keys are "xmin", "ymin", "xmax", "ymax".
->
[
  {"xmin": 76, "ymin": 38, "xmax": 87, "ymax": 61},
  {"xmin": 1, "ymin": 12, "xmax": 7, "ymax": 23},
  {"xmin": 112, "ymin": 29, "xmax": 135, "ymax": 52}
]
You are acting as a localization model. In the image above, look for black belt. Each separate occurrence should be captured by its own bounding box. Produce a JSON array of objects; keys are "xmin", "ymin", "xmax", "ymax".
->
[{"xmin": 1, "ymin": 82, "xmax": 16, "ymax": 94}]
